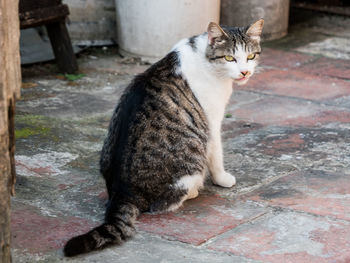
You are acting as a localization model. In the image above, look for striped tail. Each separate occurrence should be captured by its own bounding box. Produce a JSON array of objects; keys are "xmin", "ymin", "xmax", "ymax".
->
[{"xmin": 64, "ymin": 202, "xmax": 140, "ymax": 257}]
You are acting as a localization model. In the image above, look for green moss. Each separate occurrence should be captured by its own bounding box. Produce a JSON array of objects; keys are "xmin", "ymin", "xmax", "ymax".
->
[
  {"xmin": 16, "ymin": 114, "xmax": 46, "ymax": 123},
  {"xmin": 225, "ymin": 113, "xmax": 233, "ymax": 118},
  {"xmin": 15, "ymin": 114, "xmax": 56, "ymax": 140},
  {"xmin": 15, "ymin": 127, "xmax": 50, "ymax": 139},
  {"xmin": 63, "ymin": 73, "xmax": 85, "ymax": 81}
]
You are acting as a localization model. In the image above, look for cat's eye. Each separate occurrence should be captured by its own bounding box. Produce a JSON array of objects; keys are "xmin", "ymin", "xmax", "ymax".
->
[
  {"xmin": 224, "ymin": 55, "xmax": 236, "ymax": 62},
  {"xmin": 247, "ymin": 53, "xmax": 256, "ymax": 60}
]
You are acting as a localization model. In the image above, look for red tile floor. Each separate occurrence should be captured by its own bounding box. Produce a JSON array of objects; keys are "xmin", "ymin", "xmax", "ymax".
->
[{"xmin": 12, "ymin": 10, "xmax": 350, "ymax": 263}]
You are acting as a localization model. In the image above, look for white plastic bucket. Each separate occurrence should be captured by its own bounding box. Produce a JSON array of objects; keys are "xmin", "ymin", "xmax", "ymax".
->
[
  {"xmin": 115, "ymin": 0, "xmax": 220, "ymax": 60},
  {"xmin": 221, "ymin": 0, "xmax": 290, "ymax": 41}
]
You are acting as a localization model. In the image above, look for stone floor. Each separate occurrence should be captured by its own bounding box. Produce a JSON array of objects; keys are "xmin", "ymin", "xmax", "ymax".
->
[{"xmin": 12, "ymin": 10, "xmax": 350, "ymax": 263}]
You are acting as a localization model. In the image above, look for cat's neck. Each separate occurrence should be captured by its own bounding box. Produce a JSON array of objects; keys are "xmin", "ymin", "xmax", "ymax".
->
[{"xmin": 173, "ymin": 34, "xmax": 233, "ymax": 127}]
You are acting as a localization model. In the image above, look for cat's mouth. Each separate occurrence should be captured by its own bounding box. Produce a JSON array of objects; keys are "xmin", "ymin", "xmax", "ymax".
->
[
  {"xmin": 234, "ymin": 76, "xmax": 249, "ymax": 82},
  {"xmin": 233, "ymin": 76, "xmax": 250, "ymax": 86}
]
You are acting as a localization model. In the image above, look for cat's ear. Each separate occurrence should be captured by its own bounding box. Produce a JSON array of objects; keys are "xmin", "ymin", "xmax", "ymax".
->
[
  {"xmin": 246, "ymin": 19, "xmax": 264, "ymax": 42},
  {"xmin": 207, "ymin": 22, "xmax": 228, "ymax": 46}
]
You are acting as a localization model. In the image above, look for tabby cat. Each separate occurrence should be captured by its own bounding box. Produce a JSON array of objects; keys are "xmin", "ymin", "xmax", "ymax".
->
[{"xmin": 64, "ymin": 19, "xmax": 264, "ymax": 256}]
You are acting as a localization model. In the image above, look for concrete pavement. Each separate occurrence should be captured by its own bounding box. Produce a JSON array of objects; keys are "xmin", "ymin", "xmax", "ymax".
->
[{"xmin": 12, "ymin": 10, "xmax": 350, "ymax": 263}]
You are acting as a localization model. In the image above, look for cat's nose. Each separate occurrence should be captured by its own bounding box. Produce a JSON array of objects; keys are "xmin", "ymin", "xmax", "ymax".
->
[{"xmin": 241, "ymin": 71, "xmax": 249, "ymax": 76}]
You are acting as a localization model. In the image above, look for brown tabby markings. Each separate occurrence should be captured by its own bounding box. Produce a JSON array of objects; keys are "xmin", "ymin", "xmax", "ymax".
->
[
  {"xmin": 64, "ymin": 52, "xmax": 209, "ymax": 256},
  {"xmin": 64, "ymin": 19, "xmax": 264, "ymax": 257},
  {"xmin": 118, "ymin": 52, "xmax": 209, "ymax": 211}
]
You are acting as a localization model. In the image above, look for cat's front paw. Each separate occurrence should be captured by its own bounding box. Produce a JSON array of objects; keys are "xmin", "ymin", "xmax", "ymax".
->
[{"xmin": 212, "ymin": 172, "xmax": 236, "ymax": 188}]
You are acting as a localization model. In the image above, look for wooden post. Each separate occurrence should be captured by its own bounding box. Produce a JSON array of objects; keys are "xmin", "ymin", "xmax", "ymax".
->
[
  {"xmin": 0, "ymin": 0, "xmax": 21, "ymax": 261},
  {"xmin": 46, "ymin": 21, "xmax": 78, "ymax": 74}
]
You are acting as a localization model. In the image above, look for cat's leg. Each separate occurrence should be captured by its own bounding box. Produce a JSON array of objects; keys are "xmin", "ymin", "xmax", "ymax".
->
[
  {"xmin": 149, "ymin": 173, "xmax": 204, "ymax": 212},
  {"xmin": 149, "ymin": 187, "xmax": 187, "ymax": 213},
  {"xmin": 167, "ymin": 173, "xmax": 204, "ymax": 211},
  {"xmin": 187, "ymin": 187, "xmax": 199, "ymax": 200},
  {"xmin": 177, "ymin": 174, "xmax": 203, "ymax": 201},
  {"xmin": 207, "ymin": 129, "xmax": 236, "ymax": 187}
]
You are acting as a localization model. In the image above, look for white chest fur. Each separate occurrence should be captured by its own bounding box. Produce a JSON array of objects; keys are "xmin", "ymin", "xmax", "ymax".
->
[
  {"xmin": 175, "ymin": 36, "xmax": 233, "ymax": 131},
  {"xmin": 174, "ymin": 35, "xmax": 237, "ymax": 189}
]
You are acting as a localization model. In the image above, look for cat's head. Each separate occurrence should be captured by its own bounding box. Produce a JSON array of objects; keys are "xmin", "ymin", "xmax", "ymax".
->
[{"xmin": 205, "ymin": 19, "xmax": 264, "ymax": 85}]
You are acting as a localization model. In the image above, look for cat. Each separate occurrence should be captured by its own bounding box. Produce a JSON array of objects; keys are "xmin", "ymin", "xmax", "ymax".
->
[{"xmin": 64, "ymin": 19, "xmax": 264, "ymax": 257}]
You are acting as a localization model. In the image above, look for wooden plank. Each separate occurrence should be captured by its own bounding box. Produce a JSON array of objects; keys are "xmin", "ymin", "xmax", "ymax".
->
[
  {"xmin": 3, "ymin": 2, "xmax": 21, "ymax": 100},
  {"xmin": 8, "ymin": 99, "xmax": 16, "ymax": 196},
  {"xmin": 0, "ymin": 100, "xmax": 12, "ymax": 263},
  {"xmin": 19, "ymin": 0, "xmax": 62, "ymax": 13},
  {"xmin": 46, "ymin": 21, "xmax": 79, "ymax": 73},
  {"xmin": 20, "ymin": 4, "xmax": 69, "ymax": 29},
  {"xmin": 0, "ymin": 0, "xmax": 21, "ymax": 261}
]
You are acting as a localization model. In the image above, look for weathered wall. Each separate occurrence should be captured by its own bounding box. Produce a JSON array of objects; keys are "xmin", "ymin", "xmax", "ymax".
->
[{"xmin": 63, "ymin": 0, "xmax": 116, "ymax": 45}]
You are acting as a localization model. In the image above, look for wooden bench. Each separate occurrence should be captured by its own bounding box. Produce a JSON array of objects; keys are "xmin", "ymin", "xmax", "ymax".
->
[{"xmin": 19, "ymin": 0, "xmax": 78, "ymax": 73}]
